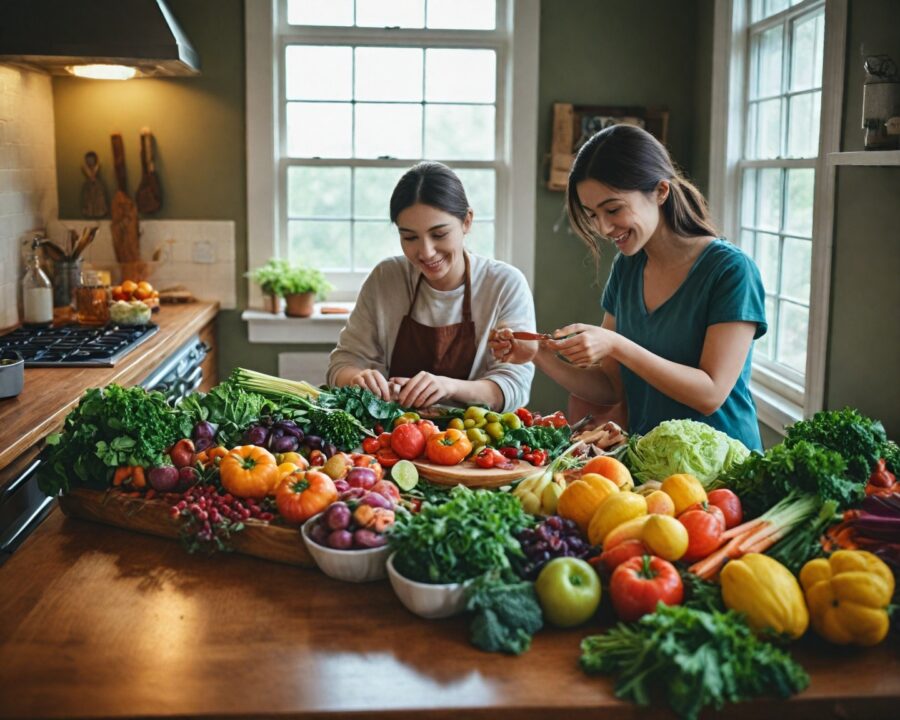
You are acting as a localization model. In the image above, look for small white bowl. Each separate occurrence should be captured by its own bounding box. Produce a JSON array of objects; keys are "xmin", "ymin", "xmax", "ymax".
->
[
  {"xmin": 386, "ymin": 552, "xmax": 470, "ymax": 619},
  {"xmin": 301, "ymin": 514, "xmax": 391, "ymax": 583}
]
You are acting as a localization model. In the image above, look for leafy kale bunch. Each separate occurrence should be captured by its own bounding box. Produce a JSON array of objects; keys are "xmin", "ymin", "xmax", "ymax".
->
[
  {"xmin": 39, "ymin": 385, "xmax": 188, "ymax": 496},
  {"xmin": 715, "ymin": 440, "xmax": 862, "ymax": 518},
  {"xmin": 465, "ymin": 570, "xmax": 543, "ymax": 655},
  {"xmin": 315, "ymin": 384, "xmax": 404, "ymax": 431},
  {"xmin": 502, "ymin": 424, "xmax": 572, "ymax": 458},
  {"xmin": 785, "ymin": 407, "xmax": 899, "ymax": 481},
  {"xmin": 177, "ymin": 378, "xmax": 272, "ymax": 447},
  {"xmin": 580, "ymin": 605, "xmax": 809, "ymax": 720},
  {"xmin": 389, "ymin": 485, "xmax": 532, "ymax": 584}
]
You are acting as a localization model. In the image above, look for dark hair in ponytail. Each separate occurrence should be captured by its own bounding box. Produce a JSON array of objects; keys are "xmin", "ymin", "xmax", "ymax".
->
[
  {"xmin": 390, "ymin": 161, "xmax": 470, "ymax": 224},
  {"xmin": 566, "ymin": 124, "xmax": 717, "ymax": 257}
]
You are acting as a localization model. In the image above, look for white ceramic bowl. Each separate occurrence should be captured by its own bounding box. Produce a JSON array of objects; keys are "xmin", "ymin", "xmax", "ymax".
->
[
  {"xmin": 386, "ymin": 552, "xmax": 470, "ymax": 619},
  {"xmin": 301, "ymin": 514, "xmax": 391, "ymax": 583}
]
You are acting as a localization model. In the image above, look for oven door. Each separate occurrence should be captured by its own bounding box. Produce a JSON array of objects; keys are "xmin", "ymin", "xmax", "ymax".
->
[{"xmin": 140, "ymin": 335, "xmax": 208, "ymax": 404}]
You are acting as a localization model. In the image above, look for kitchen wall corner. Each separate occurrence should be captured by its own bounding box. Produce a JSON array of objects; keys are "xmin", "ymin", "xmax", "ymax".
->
[{"xmin": 0, "ymin": 65, "xmax": 57, "ymax": 329}]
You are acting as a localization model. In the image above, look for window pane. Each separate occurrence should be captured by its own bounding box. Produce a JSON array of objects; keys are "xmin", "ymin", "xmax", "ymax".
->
[
  {"xmin": 777, "ymin": 301, "xmax": 808, "ymax": 372},
  {"xmin": 287, "ymin": 167, "xmax": 351, "ymax": 218},
  {"xmin": 427, "ymin": 0, "xmax": 496, "ymax": 30},
  {"xmin": 757, "ymin": 168, "xmax": 783, "ymax": 232},
  {"xmin": 425, "ymin": 49, "xmax": 496, "ymax": 103},
  {"xmin": 354, "ymin": 167, "xmax": 406, "ymax": 219},
  {"xmin": 787, "ymin": 91, "xmax": 821, "ymax": 158},
  {"xmin": 466, "ymin": 221, "xmax": 495, "ymax": 257},
  {"xmin": 356, "ymin": 0, "xmax": 424, "ymax": 28},
  {"xmin": 753, "ymin": 99, "xmax": 782, "ymax": 158},
  {"xmin": 287, "ymin": 103, "xmax": 352, "ymax": 157},
  {"xmin": 790, "ymin": 11, "xmax": 824, "ymax": 91},
  {"xmin": 288, "ymin": 0, "xmax": 352, "ymax": 26},
  {"xmin": 289, "ymin": 220, "xmax": 351, "ymax": 271},
  {"xmin": 753, "ymin": 26, "xmax": 783, "ymax": 99},
  {"xmin": 756, "ymin": 232, "xmax": 780, "ymax": 292},
  {"xmin": 765, "ymin": 0, "xmax": 789, "ymax": 18},
  {"xmin": 741, "ymin": 168, "xmax": 757, "ymax": 227},
  {"xmin": 784, "ymin": 168, "xmax": 814, "ymax": 236},
  {"xmin": 757, "ymin": 296, "xmax": 776, "ymax": 358},
  {"xmin": 425, "ymin": 105, "xmax": 495, "ymax": 160},
  {"xmin": 455, "ymin": 169, "xmax": 495, "ymax": 219},
  {"xmin": 355, "ymin": 104, "xmax": 422, "ymax": 159},
  {"xmin": 741, "ymin": 229, "xmax": 756, "ymax": 258},
  {"xmin": 286, "ymin": 46, "xmax": 352, "ymax": 101},
  {"xmin": 780, "ymin": 237, "xmax": 811, "ymax": 303},
  {"xmin": 355, "ymin": 47, "xmax": 423, "ymax": 102},
  {"xmin": 353, "ymin": 220, "xmax": 399, "ymax": 271}
]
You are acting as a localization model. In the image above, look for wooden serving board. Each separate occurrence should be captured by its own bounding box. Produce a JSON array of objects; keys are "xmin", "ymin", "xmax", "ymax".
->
[
  {"xmin": 411, "ymin": 459, "xmax": 531, "ymax": 488},
  {"xmin": 58, "ymin": 487, "xmax": 314, "ymax": 567}
]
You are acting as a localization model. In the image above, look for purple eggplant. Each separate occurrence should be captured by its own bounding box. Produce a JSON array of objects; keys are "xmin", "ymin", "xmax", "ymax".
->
[
  {"xmin": 193, "ymin": 420, "xmax": 217, "ymax": 440},
  {"xmin": 243, "ymin": 424, "xmax": 269, "ymax": 446},
  {"xmin": 305, "ymin": 434, "xmax": 323, "ymax": 450},
  {"xmin": 270, "ymin": 434, "xmax": 299, "ymax": 454}
]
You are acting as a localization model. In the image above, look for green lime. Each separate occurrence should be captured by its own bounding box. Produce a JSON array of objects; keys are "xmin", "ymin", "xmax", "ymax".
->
[{"xmin": 391, "ymin": 459, "xmax": 419, "ymax": 491}]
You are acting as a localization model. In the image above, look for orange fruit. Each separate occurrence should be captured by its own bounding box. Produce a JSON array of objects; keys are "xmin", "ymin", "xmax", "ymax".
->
[
  {"xmin": 581, "ymin": 455, "xmax": 634, "ymax": 491},
  {"xmin": 120, "ymin": 280, "xmax": 138, "ymax": 294}
]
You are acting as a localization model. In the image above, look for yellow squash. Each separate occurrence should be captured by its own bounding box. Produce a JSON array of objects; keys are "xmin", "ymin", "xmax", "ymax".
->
[
  {"xmin": 588, "ymin": 491, "xmax": 647, "ymax": 547},
  {"xmin": 558, "ymin": 473, "xmax": 619, "ymax": 533},
  {"xmin": 799, "ymin": 550, "xmax": 895, "ymax": 646},
  {"xmin": 720, "ymin": 553, "xmax": 809, "ymax": 639},
  {"xmin": 660, "ymin": 473, "xmax": 707, "ymax": 515}
]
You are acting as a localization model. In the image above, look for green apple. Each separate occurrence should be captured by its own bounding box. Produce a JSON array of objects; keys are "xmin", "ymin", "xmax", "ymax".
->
[{"xmin": 534, "ymin": 557, "xmax": 601, "ymax": 628}]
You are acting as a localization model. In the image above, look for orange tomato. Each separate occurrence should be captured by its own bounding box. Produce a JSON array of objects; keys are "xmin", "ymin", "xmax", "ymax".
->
[
  {"xmin": 219, "ymin": 445, "xmax": 278, "ymax": 499},
  {"xmin": 275, "ymin": 470, "xmax": 338, "ymax": 524}
]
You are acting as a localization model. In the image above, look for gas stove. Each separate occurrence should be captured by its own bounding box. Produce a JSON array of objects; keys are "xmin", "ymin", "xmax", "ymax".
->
[{"xmin": 0, "ymin": 324, "xmax": 159, "ymax": 367}]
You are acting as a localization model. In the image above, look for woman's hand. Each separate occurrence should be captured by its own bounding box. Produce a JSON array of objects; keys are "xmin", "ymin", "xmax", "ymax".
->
[
  {"xmin": 549, "ymin": 323, "xmax": 618, "ymax": 368},
  {"xmin": 390, "ymin": 372, "xmax": 456, "ymax": 408},
  {"xmin": 488, "ymin": 327, "xmax": 540, "ymax": 365},
  {"xmin": 347, "ymin": 368, "xmax": 394, "ymax": 400}
]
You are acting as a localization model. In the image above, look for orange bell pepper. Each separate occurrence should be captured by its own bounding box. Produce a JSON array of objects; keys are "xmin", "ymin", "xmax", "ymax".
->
[{"xmin": 425, "ymin": 429, "xmax": 472, "ymax": 466}]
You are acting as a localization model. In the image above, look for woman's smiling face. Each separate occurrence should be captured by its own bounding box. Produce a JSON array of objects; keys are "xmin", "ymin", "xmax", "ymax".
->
[
  {"xmin": 576, "ymin": 178, "xmax": 667, "ymax": 255},
  {"xmin": 396, "ymin": 202, "xmax": 472, "ymax": 289}
]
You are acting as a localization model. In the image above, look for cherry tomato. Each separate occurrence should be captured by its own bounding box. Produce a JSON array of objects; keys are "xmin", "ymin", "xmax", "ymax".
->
[
  {"xmin": 362, "ymin": 436, "xmax": 381, "ymax": 455},
  {"xmin": 377, "ymin": 432, "xmax": 393, "ymax": 449},
  {"xmin": 475, "ymin": 448, "xmax": 496, "ymax": 469}
]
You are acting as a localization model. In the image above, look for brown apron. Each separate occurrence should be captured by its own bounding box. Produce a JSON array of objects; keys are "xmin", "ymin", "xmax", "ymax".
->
[{"xmin": 388, "ymin": 254, "xmax": 478, "ymax": 380}]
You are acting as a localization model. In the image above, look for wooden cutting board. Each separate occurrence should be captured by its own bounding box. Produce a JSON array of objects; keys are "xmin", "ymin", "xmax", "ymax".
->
[
  {"xmin": 59, "ymin": 487, "xmax": 314, "ymax": 567},
  {"xmin": 135, "ymin": 127, "xmax": 162, "ymax": 214},
  {"xmin": 411, "ymin": 459, "xmax": 531, "ymax": 488},
  {"xmin": 110, "ymin": 133, "xmax": 140, "ymax": 262}
]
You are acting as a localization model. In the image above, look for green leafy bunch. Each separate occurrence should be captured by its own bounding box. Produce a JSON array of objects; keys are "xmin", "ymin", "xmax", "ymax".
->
[
  {"xmin": 316, "ymin": 384, "xmax": 404, "ymax": 430},
  {"xmin": 281, "ymin": 264, "xmax": 333, "ymax": 298},
  {"xmin": 580, "ymin": 605, "xmax": 809, "ymax": 720},
  {"xmin": 38, "ymin": 385, "xmax": 187, "ymax": 496},
  {"xmin": 177, "ymin": 379, "xmax": 272, "ymax": 448},
  {"xmin": 389, "ymin": 485, "xmax": 531, "ymax": 585},
  {"xmin": 785, "ymin": 407, "xmax": 899, "ymax": 480},
  {"xmin": 245, "ymin": 258, "xmax": 291, "ymax": 296},
  {"xmin": 502, "ymin": 424, "xmax": 572, "ymax": 458},
  {"xmin": 465, "ymin": 570, "xmax": 543, "ymax": 655}
]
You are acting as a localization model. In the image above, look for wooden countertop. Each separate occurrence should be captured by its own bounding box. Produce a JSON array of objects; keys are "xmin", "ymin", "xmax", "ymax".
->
[
  {"xmin": 0, "ymin": 302, "xmax": 218, "ymax": 473},
  {"xmin": 1, "ymin": 509, "xmax": 898, "ymax": 720}
]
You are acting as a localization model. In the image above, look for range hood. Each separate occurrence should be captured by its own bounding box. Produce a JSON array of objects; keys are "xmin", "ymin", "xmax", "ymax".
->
[{"xmin": 0, "ymin": 0, "xmax": 200, "ymax": 78}]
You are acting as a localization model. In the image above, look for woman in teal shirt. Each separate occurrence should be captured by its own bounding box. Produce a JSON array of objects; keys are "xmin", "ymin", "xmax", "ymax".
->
[{"xmin": 492, "ymin": 125, "xmax": 766, "ymax": 449}]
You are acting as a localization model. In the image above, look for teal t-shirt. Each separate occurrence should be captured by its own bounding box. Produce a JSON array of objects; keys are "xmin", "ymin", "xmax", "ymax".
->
[{"xmin": 601, "ymin": 239, "xmax": 767, "ymax": 450}]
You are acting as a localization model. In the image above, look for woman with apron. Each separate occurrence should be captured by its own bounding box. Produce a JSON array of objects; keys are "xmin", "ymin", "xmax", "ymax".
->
[{"xmin": 327, "ymin": 162, "xmax": 535, "ymax": 412}]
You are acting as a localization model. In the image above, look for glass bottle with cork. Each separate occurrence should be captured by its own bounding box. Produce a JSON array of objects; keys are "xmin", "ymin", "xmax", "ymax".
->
[
  {"xmin": 22, "ymin": 237, "xmax": 53, "ymax": 327},
  {"xmin": 75, "ymin": 269, "xmax": 111, "ymax": 325}
]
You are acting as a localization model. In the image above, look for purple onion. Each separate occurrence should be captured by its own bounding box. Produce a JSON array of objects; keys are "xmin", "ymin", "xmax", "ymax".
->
[
  {"xmin": 333, "ymin": 479, "xmax": 351, "ymax": 494},
  {"xmin": 270, "ymin": 434, "xmax": 299, "ymax": 454},
  {"xmin": 324, "ymin": 502, "xmax": 352, "ymax": 531},
  {"xmin": 346, "ymin": 467, "xmax": 377, "ymax": 490},
  {"xmin": 305, "ymin": 434, "xmax": 323, "ymax": 450},
  {"xmin": 244, "ymin": 425, "xmax": 269, "ymax": 446},
  {"xmin": 193, "ymin": 436, "xmax": 213, "ymax": 453},
  {"xmin": 307, "ymin": 521, "xmax": 329, "ymax": 546},
  {"xmin": 193, "ymin": 421, "xmax": 217, "ymax": 440},
  {"xmin": 322, "ymin": 443, "xmax": 337, "ymax": 458},
  {"xmin": 360, "ymin": 491, "xmax": 393, "ymax": 510},
  {"xmin": 327, "ymin": 529, "xmax": 354, "ymax": 550}
]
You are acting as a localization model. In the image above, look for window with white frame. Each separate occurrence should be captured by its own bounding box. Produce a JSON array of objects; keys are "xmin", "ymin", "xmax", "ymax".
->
[
  {"xmin": 249, "ymin": 0, "xmax": 535, "ymax": 300},
  {"xmin": 737, "ymin": 0, "xmax": 825, "ymax": 407}
]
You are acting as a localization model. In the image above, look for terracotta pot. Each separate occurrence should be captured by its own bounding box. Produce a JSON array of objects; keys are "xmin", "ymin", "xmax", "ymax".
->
[
  {"xmin": 284, "ymin": 291, "xmax": 316, "ymax": 318},
  {"xmin": 262, "ymin": 292, "xmax": 284, "ymax": 314}
]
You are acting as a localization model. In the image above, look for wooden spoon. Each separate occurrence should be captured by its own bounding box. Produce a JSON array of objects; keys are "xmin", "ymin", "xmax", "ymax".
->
[
  {"xmin": 110, "ymin": 133, "xmax": 140, "ymax": 262},
  {"xmin": 135, "ymin": 128, "xmax": 162, "ymax": 214}
]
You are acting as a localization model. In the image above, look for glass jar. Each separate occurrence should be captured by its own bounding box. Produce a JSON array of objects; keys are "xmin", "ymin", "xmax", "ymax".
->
[
  {"xmin": 22, "ymin": 238, "xmax": 53, "ymax": 326},
  {"xmin": 51, "ymin": 257, "xmax": 83, "ymax": 308},
  {"xmin": 75, "ymin": 269, "xmax": 110, "ymax": 326}
]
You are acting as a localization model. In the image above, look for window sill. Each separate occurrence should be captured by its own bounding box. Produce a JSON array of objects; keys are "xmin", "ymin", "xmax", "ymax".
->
[
  {"xmin": 751, "ymin": 380, "xmax": 803, "ymax": 437},
  {"xmin": 242, "ymin": 303, "xmax": 353, "ymax": 344}
]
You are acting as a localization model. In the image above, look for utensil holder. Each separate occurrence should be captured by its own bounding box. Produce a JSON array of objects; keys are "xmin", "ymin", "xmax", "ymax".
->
[{"xmin": 51, "ymin": 258, "xmax": 83, "ymax": 308}]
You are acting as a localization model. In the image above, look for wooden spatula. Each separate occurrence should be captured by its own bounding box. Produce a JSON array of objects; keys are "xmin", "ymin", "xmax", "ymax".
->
[
  {"xmin": 135, "ymin": 128, "xmax": 162, "ymax": 214},
  {"xmin": 110, "ymin": 133, "xmax": 140, "ymax": 262}
]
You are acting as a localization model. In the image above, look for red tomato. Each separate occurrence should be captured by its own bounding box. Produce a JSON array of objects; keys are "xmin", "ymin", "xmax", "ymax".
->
[
  {"xmin": 609, "ymin": 555, "xmax": 684, "ymax": 622},
  {"xmin": 375, "ymin": 447, "xmax": 400, "ymax": 468},
  {"xmin": 415, "ymin": 419, "xmax": 439, "ymax": 442},
  {"xmin": 377, "ymin": 432, "xmax": 393, "ymax": 449},
  {"xmin": 390, "ymin": 423, "xmax": 426, "ymax": 460},
  {"xmin": 707, "ymin": 489, "xmax": 743, "ymax": 529},
  {"xmin": 679, "ymin": 507, "xmax": 725, "ymax": 562},
  {"xmin": 596, "ymin": 540, "xmax": 648, "ymax": 574},
  {"xmin": 361, "ymin": 436, "xmax": 381, "ymax": 454}
]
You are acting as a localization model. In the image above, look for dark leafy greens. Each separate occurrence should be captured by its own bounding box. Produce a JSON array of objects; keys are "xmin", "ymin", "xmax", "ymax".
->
[
  {"xmin": 465, "ymin": 571, "xmax": 543, "ymax": 655},
  {"xmin": 315, "ymin": 385, "xmax": 403, "ymax": 430},
  {"xmin": 501, "ymin": 425, "xmax": 572, "ymax": 458},
  {"xmin": 388, "ymin": 485, "xmax": 531, "ymax": 584},
  {"xmin": 580, "ymin": 605, "xmax": 809, "ymax": 720},
  {"xmin": 38, "ymin": 385, "xmax": 187, "ymax": 496},
  {"xmin": 177, "ymin": 379, "xmax": 271, "ymax": 447}
]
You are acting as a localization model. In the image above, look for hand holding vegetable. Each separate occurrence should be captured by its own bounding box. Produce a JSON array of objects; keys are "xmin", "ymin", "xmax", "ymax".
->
[
  {"xmin": 488, "ymin": 327, "xmax": 540, "ymax": 365},
  {"xmin": 348, "ymin": 368, "xmax": 394, "ymax": 401},
  {"xmin": 390, "ymin": 371, "xmax": 455, "ymax": 408}
]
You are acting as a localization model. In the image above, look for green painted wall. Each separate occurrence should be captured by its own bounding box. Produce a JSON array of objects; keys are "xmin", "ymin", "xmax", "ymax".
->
[
  {"xmin": 825, "ymin": 0, "xmax": 900, "ymax": 438},
  {"xmin": 530, "ymin": 0, "xmax": 711, "ymax": 412}
]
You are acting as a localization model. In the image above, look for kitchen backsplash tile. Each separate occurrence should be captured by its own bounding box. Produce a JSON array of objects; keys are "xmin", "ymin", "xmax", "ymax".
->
[
  {"xmin": 54, "ymin": 218, "xmax": 236, "ymax": 309},
  {"xmin": 0, "ymin": 65, "xmax": 57, "ymax": 329}
]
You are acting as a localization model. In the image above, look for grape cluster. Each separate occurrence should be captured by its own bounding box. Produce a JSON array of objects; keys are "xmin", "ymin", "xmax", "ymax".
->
[
  {"xmin": 516, "ymin": 515, "xmax": 593, "ymax": 580},
  {"xmin": 169, "ymin": 484, "xmax": 274, "ymax": 552}
]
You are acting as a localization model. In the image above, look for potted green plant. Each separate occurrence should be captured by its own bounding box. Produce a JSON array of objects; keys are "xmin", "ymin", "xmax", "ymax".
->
[
  {"xmin": 246, "ymin": 259, "xmax": 290, "ymax": 314},
  {"xmin": 282, "ymin": 264, "xmax": 333, "ymax": 317}
]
